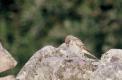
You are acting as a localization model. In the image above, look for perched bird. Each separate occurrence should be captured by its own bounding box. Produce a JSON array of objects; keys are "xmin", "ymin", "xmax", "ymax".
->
[{"xmin": 65, "ymin": 35, "xmax": 97, "ymax": 59}]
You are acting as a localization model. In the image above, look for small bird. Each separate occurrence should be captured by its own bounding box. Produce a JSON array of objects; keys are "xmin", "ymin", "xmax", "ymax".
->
[{"xmin": 65, "ymin": 35, "xmax": 97, "ymax": 59}]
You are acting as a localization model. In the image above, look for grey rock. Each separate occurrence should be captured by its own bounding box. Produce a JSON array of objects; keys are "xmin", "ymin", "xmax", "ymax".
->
[
  {"xmin": 16, "ymin": 35, "xmax": 97, "ymax": 80},
  {"xmin": 90, "ymin": 49, "xmax": 122, "ymax": 80},
  {"xmin": 0, "ymin": 42, "xmax": 17, "ymax": 80}
]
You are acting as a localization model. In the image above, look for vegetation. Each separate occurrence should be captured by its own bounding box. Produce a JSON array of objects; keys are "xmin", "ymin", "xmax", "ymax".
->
[{"xmin": 0, "ymin": 0, "xmax": 122, "ymax": 75}]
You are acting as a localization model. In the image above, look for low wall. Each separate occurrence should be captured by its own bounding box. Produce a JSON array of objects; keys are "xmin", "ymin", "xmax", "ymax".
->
[{"xmin": 1, "ymin": 35, "xmax": 122, "ymax": 80}]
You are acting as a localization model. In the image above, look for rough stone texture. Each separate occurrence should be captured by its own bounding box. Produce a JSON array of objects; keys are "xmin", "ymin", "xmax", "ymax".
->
[
  {"xmin": 90, "ymin": 49, "xmax": 122, "ymax": 80},
  {"xmin": 0, "ymin": 43, "xmax": 17, "ymax": 80},
  {"xmin": 16, "ymin": 35, "xmax": 98, "ymax": 80},
  {"xmin": 16, "ymin": 35, "xmax": 122, "ymax": 80},
  {"xmin": 0, "ymin": 75, "xmax": 16, "ymax": 80}
]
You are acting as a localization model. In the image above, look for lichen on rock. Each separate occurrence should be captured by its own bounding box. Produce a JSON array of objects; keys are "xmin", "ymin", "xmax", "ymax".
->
[
  {"xmin": 16, "ymin": 35, "xmax": 97, "ymax": 80},
  {"xmin": 90, "ymin": 49, "xmax": 122, "ymax": 80},
  {"xmin": 16, "ymin": 35, "xmax": 122, "ymax": 80}
]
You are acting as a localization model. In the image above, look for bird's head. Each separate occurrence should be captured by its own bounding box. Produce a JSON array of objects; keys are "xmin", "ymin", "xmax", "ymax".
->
[{"xmin": 65, "ymin": 35, "xmax": 84, "ymax": 46}]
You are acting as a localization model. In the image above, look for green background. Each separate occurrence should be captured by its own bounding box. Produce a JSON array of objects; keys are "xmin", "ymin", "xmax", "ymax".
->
[{"xmin": 0, "ymin": 0, "xmax": 122, "ymax": 76}]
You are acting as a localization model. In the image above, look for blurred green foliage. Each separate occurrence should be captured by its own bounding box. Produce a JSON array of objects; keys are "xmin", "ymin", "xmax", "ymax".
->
[{"xmin": 0, "ymin": 0, "xmax": 122, "ymax": 75}]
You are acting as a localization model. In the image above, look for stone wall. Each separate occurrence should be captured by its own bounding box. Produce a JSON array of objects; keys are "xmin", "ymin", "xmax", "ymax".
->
[
  {"xmin": 1, "ymin": 35, "xmax": 122, "ymax": 80},
  {"xmin": 0, "ymin": 43, "xmax": 17, "ymax": 80}
]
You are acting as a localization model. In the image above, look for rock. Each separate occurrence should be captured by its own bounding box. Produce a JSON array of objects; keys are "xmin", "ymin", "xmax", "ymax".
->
[
  {"xmin": 90, "ymin": 49, "xmax": 122, "ymax": 80},
  {"xmin": 16, "ymin": 35, "xmax": 122, "ymax": 80},
  {"xmin": 0, "ymin": 75, "xmax": 16, "ymax": 80},
  {"xmin": 0, "ymin": 42, "xmax": 17, "ymax": 80},
  {"xmin": 0, "ymin": 43, "xmax": 17, "ymax": 73},
  {"xmin": 16, "ymin": 35, "xmax": 98, "ymax": 80},
  {"xmin": 101, "ymin": 49, "xmax": 122, "ymax": 63}
]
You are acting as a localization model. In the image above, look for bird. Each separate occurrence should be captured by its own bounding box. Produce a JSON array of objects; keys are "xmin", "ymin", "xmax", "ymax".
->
[{"xmin": 65, "ymin": 35, "xmax": 97, "ymax": 59}]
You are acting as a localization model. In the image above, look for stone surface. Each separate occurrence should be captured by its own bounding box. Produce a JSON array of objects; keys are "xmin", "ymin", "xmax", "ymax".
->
[
  {"xmin": 0, "ymin": 43, "xmax": 17, "ymax": 73},
  {"xmin": 0, "ymin": 75, "xmax": 16, "ymax": 80},
  {"xmin": 16, "ymin": 35, "xmax": 122, "ymax": 80},
  {"xmin": 0, "ymin": 43, "xmax": 17, "ymax": 80},
  {"xmin": 90, "ymin": 49, "xmax": 122, "ymax": 80},
  {"xmin": 16, "ymin": 35, "xmax": 98, "ymax": 80}
]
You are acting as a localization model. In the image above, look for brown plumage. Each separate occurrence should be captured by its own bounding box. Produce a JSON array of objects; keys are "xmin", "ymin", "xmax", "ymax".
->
[{"xmin": 65, "ymin": 35, "xmax": 97, "ymax": 59}]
